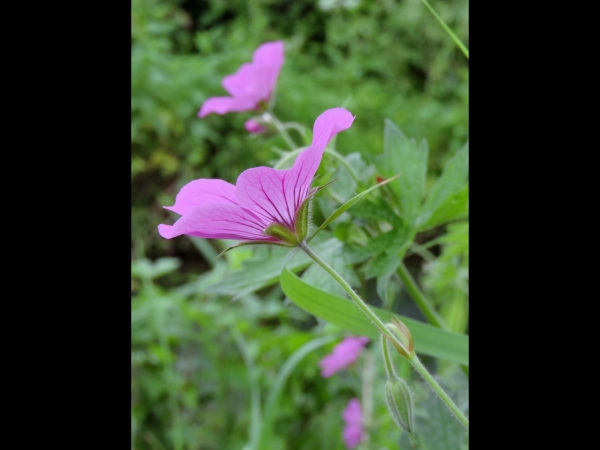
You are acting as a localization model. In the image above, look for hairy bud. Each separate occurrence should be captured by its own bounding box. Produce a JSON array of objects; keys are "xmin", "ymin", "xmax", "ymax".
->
[{"xmin": 385, "ymin": 376, "xmax": 415, "ymax": 437}]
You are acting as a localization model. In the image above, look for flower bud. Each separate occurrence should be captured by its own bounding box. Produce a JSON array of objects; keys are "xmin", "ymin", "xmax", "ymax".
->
[{"xmin": 385, "ymin": 376, "xmax": 415, "ymax": 437}]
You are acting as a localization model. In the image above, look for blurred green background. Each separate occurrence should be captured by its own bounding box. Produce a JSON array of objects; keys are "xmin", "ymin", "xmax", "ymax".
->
[{"xmin": 132, "ymin": 1, "xmax": 468, "ymax": 449}]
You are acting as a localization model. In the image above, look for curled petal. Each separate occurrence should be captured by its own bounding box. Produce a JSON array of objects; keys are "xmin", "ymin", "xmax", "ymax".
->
[
  {"xmin": 159, "ymin": 204, "xmax": 273, "ymax": 241},
  {"xmin": 252, "ymin": 41, "xmax": 284, "ymax": 97},
  {"xmin": 311, "ymin": 107, "xmax": 355, "ymax": 149},
  {"xmin": 164, "ymin": 179, "xmax": 237, "ymax": 216},
  {"xmin": 198, "ymin": 96, "xmax": 258, "ymax": 117},
  {"xmin": 253, "ymin": 41, "xmax": 284, "ymax": 68},
  {"xmin": 236, "ymin": 109, "xmax": 355, "ymax": 228}
]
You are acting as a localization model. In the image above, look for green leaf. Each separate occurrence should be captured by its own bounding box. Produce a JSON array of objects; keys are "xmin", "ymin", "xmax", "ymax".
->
[
  {"xmin": 419, "ymin": 142, "xmax": 469, "ymax": 230},
  {"xmin": 257, "ymin": 334, "xmax": 339, "ymax": 449},
  {"xmin": 280, "ymin": 268, "xmax": 468, "ymax": 366},
  {"xmin": 350, "ymin": 198, "xmax": 402, "ymax": 227},
  {"xmin": 375, "ymin": 120, "xmax": 428, "ymax": 226},
  {"xmin": 365, "ymin": 250, "xmax": 402, "ymax": 280},
  {"xmin": 376, "ymin": 271, "xmax": 400, "ymax": 307},
  {"xmin": 344, "ymin": 224, "xmax": 412, "ymax": 265},
  {"xmin": 306, "ymin": 174, "xmax": 401, "ymax": 243}
]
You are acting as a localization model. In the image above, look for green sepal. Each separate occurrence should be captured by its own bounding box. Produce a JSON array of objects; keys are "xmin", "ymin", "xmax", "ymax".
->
[
  {"xmin": 264, "ymin": 224, "xmax": 300, "ymax": 246},
  {"xmin": 294, "ymin": 197, "xmax": 311, "ymax": 242},
  {"xmin": 385, "ymin": 376, "xmax": 415, "ymax": 436},
  {"xmin": 293, "ymin": 179, "xmax": 337, "ymax": 243},
  {"xmin": 215, "ymin": 240, "xmax": 295, "ymax": 260}
]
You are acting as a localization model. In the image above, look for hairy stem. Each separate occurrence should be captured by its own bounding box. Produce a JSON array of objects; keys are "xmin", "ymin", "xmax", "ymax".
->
[
  {"xmin": 381, "ymin": 335, "xmax": 396, "ymax": 378},
  {"xmin": 264, "ymin": 111, "xmax": 298, "ymax": 150},
  {"xmin": 361, "ymin": 350, "xmax": 374, "ymax": 447},
  {"xmin": 397, "ymin": 262, "xmax": 449, "ymax": 330},
  {"xmin": 299, "ymin": 242, "xmax": 397, "ymax": 341},
  {"xmin": 300, "ymin": 242, "xmax": 468, "ymax": 429}
]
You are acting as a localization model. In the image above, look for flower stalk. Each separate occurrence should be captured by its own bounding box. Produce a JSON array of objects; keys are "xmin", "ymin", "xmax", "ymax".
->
[
  {"xmin": 262, "ymin": 111, "xmax": 298, "ymax": 150},
  {"xmin": 397, "ymin": 262, "xmax": 449, "ymax": 330},
  {"xmin": 299, "ymin": 242, "xmax": 469, "ymax": 430}
]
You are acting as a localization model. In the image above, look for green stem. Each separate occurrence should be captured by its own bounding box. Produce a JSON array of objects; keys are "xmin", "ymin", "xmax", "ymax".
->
[
  {"xmin": 361, "ymin": 350, "xmax": 374, "ymax": 447},
  {"xmin": 381, "ymin": 335, "xmax": 396, "ymax": 378},
  {"xmin": 324, "ymin": 148, "xmax": 360, "ymax": 183},
  {"xmin": 397, "ymin": 262, "xmax": 449, "ymax": 330},
  {"xmin": 398, "ymin": 262, "xmax": 469, "ymax": 378},
  {"xmin": 299, "ymin": 242, "xmax": 398, "ymax": 342},
  {"xmin": 421, "ymin": 0, "xmax": 469, "ymax": 59},
  {"xmin": 410, "ymin": 355, "xmax": 469, "ymax": 429},
  {"xmin": 300, "ymin": 242, "xmax": 468, "ymax": 429},
  {"xmin": 282, "ymin": 122, "xmax": 310, "ymax": 145},
  {"xmin": 264, "ymin": 112, "xmax": 298, "ymax": 150}
]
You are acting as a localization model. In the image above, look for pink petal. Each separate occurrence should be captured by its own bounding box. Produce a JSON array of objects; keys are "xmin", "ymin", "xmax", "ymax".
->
[
  {"xmin": 252, "ymin": 41, "xmax": 285, "ymax": 97},
  {"xmin": 222, "ymin": 63, "xmax": 256, "ymax": 98},
  {"xmin": 163, "ymin": 179, "xmax": 238, "ymax": 215},
  {"xmin": 319, "ymin": 354, "xmax": 339, "ymax": 378},
  {"xmin": 342, "ymin": 399, "xmax": 363, "ymax": 449},
  {"xmin": 311, "ymin": 107, "xmax": 355, "ymax": 149},
  {"xmin": 236, "ymin": 109, "xmax": 355, "ymax": 228},
  {"xmin": 252, "ymin": 41, "xmax": 285, "ymax": 68},
  {"xmin": 235, "ymin": 166, "xmax": 296, "ymax": 229},
  {"xmin": 159, "ymin": 204, "xmax": 271, "ymax": 241},
  {"xmin": 343, "ymin": 398, "xmax": 363, "ymax": 423},
  {"xmin": 319, "ymin": 336, "xmax": 369, "ymax": 378},
  {"xmin": 343, "ymin": 424, "xmax": 362, "ymax": 449},
  {"xmin": 198, "ymin": 95, "xmax": 258, "ymax": 117}
]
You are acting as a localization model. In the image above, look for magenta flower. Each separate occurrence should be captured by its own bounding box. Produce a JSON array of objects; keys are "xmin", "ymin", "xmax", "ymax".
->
[
  {"xmin": 342, "ymin": 398, "xmax": 364, "ymax": 449},
  {"xmin": 199, "ymin": 41, "xmax": 285, "ymax": 118},
  {"xmin": 244, "ymin": 118, "xmax": 266, "ymax": 134},
  {"xmin": 319, "ymin": 336, "xmax": 369, "ymax": 378},
  {"xmin": 158, "ymin": 108, "xmax": 354, "ymax": 245}
]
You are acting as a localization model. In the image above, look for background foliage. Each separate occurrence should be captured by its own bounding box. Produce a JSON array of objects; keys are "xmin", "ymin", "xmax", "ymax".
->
[{"xmin": 132, "ymin": 0, "xmax": 468, "ymax": 449}]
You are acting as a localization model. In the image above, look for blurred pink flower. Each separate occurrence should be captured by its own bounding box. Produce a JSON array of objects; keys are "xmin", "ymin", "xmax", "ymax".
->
[
  {"xmin": 244, "ymin": 118, "xmax": 266, "ymax": 134},
  {"xmin": 158, "ymin": 108, "xmax": 354, "ymax": 244},
  {"xmin": 319, "ymin": 336, "xmax": 369, "ymax": 378},
  {"xmin": 342, "ymin": 398, "xmax": 364, "ymax": 449},
  {"xmin": 199, "ymin": 41, "xmax": 285, "ymax": 118}
]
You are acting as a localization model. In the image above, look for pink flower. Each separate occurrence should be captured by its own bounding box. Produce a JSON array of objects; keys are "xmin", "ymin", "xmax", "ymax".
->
[
  {"xmin": 199, "ymin": 41, "xmax": 285, "ymax": 118},
  {"xmin": 319, "ymin": 336, "xmax": 369, "ymax": 378},
  {"xmin": 158, "ymin": 108, "xmax": 354, "ymax": 245},
  {"xmin": 244, "ymin": 118, "xmax": 266, "ymax": 134},
  {"xmin": 342, "ymin": 398, "xmax": 364, "ymax": 449}
]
